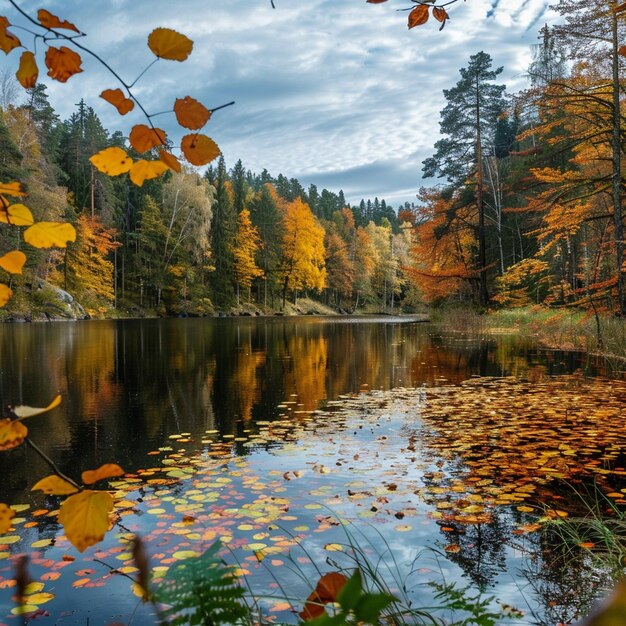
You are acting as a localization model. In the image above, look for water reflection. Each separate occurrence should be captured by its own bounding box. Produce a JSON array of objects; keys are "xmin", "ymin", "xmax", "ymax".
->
[{"xmin": 0, "ymin": 317, "xmax": 603, "ymax": 506}]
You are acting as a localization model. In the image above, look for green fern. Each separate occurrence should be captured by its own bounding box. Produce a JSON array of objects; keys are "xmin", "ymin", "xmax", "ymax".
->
[{"xmin": 154, "ymin": 540, "xmax": 249, "ymax": 625}]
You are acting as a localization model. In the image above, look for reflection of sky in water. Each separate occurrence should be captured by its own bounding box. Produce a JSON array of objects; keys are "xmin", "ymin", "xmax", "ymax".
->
[{"xmin": 0, "ymin": 318, "xmax": 618, "ymax": 623}]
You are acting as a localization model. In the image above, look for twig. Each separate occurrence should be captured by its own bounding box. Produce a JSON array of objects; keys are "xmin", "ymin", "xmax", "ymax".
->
[{"xmin": 25, "ymin": 438, "xmax": 81, "ymax": 491}]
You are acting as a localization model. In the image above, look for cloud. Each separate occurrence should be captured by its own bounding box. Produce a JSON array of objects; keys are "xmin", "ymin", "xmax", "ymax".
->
[{"xmin": 1, "ymin": 0, "xmax": 559, "ymax": 208}]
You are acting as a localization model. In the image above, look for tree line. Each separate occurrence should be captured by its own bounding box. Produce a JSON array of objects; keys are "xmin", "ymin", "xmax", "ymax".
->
[
  {"xmin": 0, "ymin": 87, "xmax": 417, "ymax": 316},
  {"xmin": 410, "ymin": 0, "xmax": 626, "ymax": 317}
]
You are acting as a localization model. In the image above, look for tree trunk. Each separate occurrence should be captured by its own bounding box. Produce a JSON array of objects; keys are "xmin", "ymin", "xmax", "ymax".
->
[
  {"xmin": 475, "ymin": 78, "xmax": 489, "ymax": 308},
  {"xmin": 611, "ymin": 3, "xmax": 625, "ymax": 315}
]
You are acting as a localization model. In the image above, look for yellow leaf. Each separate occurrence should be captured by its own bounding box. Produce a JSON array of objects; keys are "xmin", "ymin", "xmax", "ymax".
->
[
  {"xmin": 0, "ymin": 181, "xmax": 26, "ymax": 197},
  {"xmin": 181, "ymin": 134, "xmax": 220, "ymax": 166},
  {"xmin": 37, "ymin": 9, "xmax": 80, "ymax": 33},
  {"xmin": 0, "ymin": 283, "xmax": 13, "ymax": 307},
  {"xmin": 13, "ymin": 394, "xmax": 62, "ymax": 419},
  {"xmin": 147, "ymin": 28, "xmax": 193, "ymax": 61},
  {"xmin": 159, "ymin": 150, "xmax": 182, "ymax": 173},
  {"xmin": 58, "ymin": 490, "xmax": 114, "ymax": 552},
  {"xmin": 0, "ymin": 23, "xmax": 20, "ymax": 55},
  {"xmin": 81, "ymin": 464, "xmax": 124, "ymax": 485},
  {"xmin": 129, "ymin": 160, "xmax": 169, "ymax": 187},
  {"xmin": 129, "ymin": 124, "xmax": 167, "ymax": 153},
  {"xmin": 0, "ymin": 503, "xmax": 15, "ymax": 533},
  {"xmin": 0, "ymin": 418, "xmax": 27, "ymax": 451},
  {"xmin": 32, "ymin": 475, "xmax": 78, "ymax": 496},
  {"xmin": 90, "ymin": 146, "xmax": 133, "ymax": 176},
  {"xmin": 16, "ymin": 51, "xmax": 38, "ymax": 89},
  {"xmin": 0, "ymin": 250, "xmax": 26, "ymax": 274},
  {"xmin": 24, "ymin": 222, "xmax": 76, "ymax": 248},
  {"xmin": 24, "ymin": 591, "xmax": 55, "ymax": 604},
  {"xmin": 0, "ymin": 203, "xmax": 34, "ymax": 226}
]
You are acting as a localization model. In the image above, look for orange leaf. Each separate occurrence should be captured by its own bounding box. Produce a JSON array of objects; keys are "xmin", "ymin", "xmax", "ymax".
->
[
  {"xmin": 0, "ymin": 284, "xmax": 12, "ymax": 307},
  {"xmin": 300, "ymin": 572, "xmax": 349, "ymax": 621},
  {"xmin": 433, "ymin": 7, "xmax": 448, "ymax": 22},
  {"xmin": 366, "ymin": 0, "xmax": 389, "ymax": 3},
  {"xmin": 0, "ymin": 250, "xmax": 26, "ymax": 274},
  {"xmin": 81, "ymin": 464, "xmax": 124, "ymax": 485},
  {"xmin": 45, "ymin": 46, "xmax": 83, "ymax": 82},
  {"xmin": 90, "ymin": 147, "xmax": 133, "ymax": 176},
  {"xmin": 148, "ymin": 28, "xmax": 193, "ymax": 61},
  {"xmin": 37, "ymin": 9, "xmax": 80, "ymax": 33},
  {"xmin": 59, "ymin": 490, "xmax": 114, "ymax": 552},
  {"xmin": 0, "ymin": 21, "xmax": 20, "ymax": 55},
  {"xmin": 159, "ymin": 150, "xmax": 182, "ymax": 173},
  {"xmin": 100, "ymin": 89, "xmax": 134, "ymax": 115},
  {"xmin": 0, "ymin": 503, "xmax": 15, "ymax": 534},
  {"xmin": 129, "ymin": 124, "xmax": 167, "ymax": 153},
  {"xmin": 181, "ymin": 134, "xmax": 220, "ymax": 166},
  {"xmin": 32, "ymin": 475, "xmax": 79, "ymax": 496},
  {"xmin": 0, "ymin": 182, "xmax": 26, "ymax": 197},
  {"xmin": 619, "ymin": 45, "xmax": 626, "ymax": 57},
  {"xmin": 24, "ymin": 222, "xmax": 76, "ymax": 248},
  {"xmin": 16, "ymin": 51, "xmax": 38, "ymax": 88},
  {"xmin": 408, "ymin": 5, "xmax": 429, "ymax": 28},
  {"xmin": 0, "ymin": 418, "xmax": 27, "ymax": 451},
  {"xmin": 0, "ymin": 203, "xmax": 34, "ymax": 226},
  {"xmin": 129, "ymin": 160, "xmax": 169, "ymax": 186},
  {"xmin": 174, "ymin": 96, "xmax": 211, "ymax": 130}
]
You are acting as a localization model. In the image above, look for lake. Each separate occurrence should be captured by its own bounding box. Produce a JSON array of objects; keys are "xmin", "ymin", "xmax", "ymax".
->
[{"xmin": 0, "ymin": 316, "xmax": 622, "ymax": 624}]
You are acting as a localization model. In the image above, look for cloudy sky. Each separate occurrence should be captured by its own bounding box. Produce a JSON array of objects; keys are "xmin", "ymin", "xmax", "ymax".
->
[{"xmin": 2, "ymin": 0, "xmax": 557, "ymax": 208}]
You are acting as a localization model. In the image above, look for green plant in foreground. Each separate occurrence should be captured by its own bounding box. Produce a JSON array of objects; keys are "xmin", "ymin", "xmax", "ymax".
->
[{"xmin": 153, "ymin": 540, "xmax": 249, "ymax": 625}]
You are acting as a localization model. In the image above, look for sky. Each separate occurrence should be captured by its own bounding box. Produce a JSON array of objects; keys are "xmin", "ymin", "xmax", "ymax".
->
[{"xmin": 2, "ymin": 0, "xmax": 558, "ymax": 208}]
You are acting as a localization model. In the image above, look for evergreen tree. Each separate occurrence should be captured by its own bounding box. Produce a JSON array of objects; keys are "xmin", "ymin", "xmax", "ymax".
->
[
  {"xmin": 0, "ymin": 113, "xmax": 24, "ymax": 182},
  {"xmin": 208, "ymin": 156, "xmax": 236, "ymax": 309},
  {"xmin": 230, "ymin": 159, "xmax": 247, "ymax": 214},
  {"xmin": 422, "ymin": 51, "xmax": 507, "ymax": 307}
]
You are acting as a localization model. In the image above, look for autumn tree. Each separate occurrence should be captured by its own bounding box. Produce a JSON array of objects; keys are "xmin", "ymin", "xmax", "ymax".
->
[
  {"xmin": 233, "ymin": 208, "xmax": 263, "ymax": 304},
  {"xmin": 277, "ymin": 197, "xmax": 326, "ymax": 308},
  {"xmin": 422, "ymin": 51, "xmax": 507, "ymax": 307}
]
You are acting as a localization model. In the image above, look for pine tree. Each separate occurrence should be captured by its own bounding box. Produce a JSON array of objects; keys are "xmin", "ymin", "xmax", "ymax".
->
[{"xmin": 422, "ymin": 51, "xmax": 507, "ymax": 307}]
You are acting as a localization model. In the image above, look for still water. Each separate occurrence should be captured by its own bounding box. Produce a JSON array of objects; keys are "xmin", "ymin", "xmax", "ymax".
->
[{"xmin": 0, "ymin": 317, "xmax": 616, "ymax": 624}]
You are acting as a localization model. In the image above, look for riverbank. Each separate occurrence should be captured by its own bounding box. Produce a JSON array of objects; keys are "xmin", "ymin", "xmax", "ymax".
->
[{"xmin": 433, "ymin": 305, "xmax": 626, "ymax": 367}]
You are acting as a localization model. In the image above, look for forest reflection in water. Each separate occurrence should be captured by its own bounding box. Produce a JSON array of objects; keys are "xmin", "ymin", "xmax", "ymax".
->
[
  {"xmin": 0, "ymin": 316, "xmax": 601, "ymax": 504},
  {"xmin": 0, "ymin": 316, "xmax": 615, "ymax": 624}
]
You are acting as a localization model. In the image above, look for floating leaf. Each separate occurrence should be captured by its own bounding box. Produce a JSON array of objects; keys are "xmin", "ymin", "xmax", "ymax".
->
[
  {"xmin": 408, "ymin": 5, "xmax": 429, "ymax": 28},
  {"xmin": 148, "ymin": 28, "xmax": 193, "ymax": 61},
  {"xmin": 13, "ymin": 395, "xmax": 62, "ymax": 419},
  {"xmin": 90, "ymin": 146, "xmax": 133, "ymax": 176},
  {"xmin": 0, "ymin": 250, "xmax": 25, "ymax": 274},
  {"xmin": 174, "ymin": 96, "xmax": 211, "ymax": 130},
  {"xmin": 59, "ymin": 490, "xmax": 114, "ymax": 552},
  {"xmin": 159, "ymin": 150, "xmax": 182, "ymax": 173},
  {"xmin": 32, "ymin": 475, "xmax": 79, "ymax": 496},
  {"xmin": 300, "ymin": 572, "xmax": 349, "ymax": 620},
  {"xmin": 0, "ymin": 203, "xmax": 34, "ymax": 226},
  {"xmin": 45, "ymin": 46, "xmax": 83, "ymax": 82},
  {"xmin": 0, "ymin": 503, "xmax": 15, "ymax": 533},
  {"xmin": 129, "ymin": 124, "xmax": 167, "ymax": 153},
  {"xmin": 181, "ymin": 134, "xmax": 220, "ymax": 166},
  {"xmin": 100, "ymin": 88, "xmax": 134, "ymax": 115},
  {"xmin": 37, "ymin": 9, "xmax": 80, "ymax": 33},
  {"xmin": 0, "ymin": 283, "xmax": 11, "ymax": 306},
  {"xmin": 129, "ymin": 160, "xmax": 169, "ymax": 186},
  {"xmin": 24, "ymin": 592, "xmax": 55, "ymax": 604},
  {"xmin": 81, "ymin": 464, "xmax": 124, "ymax": 485},
  {"xmin": 16, "ymin": 51, "xmax": 38, "ymax": 88},
  {"xmin": 24, "ymin": 221, "xmax": 77, "ymax": 248},
  {"xmin": 0, "ymin": 418, "xmax": 27, "ymax": 451}
]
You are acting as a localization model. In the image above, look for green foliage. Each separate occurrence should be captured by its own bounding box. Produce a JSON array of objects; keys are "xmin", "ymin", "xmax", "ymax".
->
[
  {"xmin": 154, "ymin": 540, "xmax": 249, "ymax": 626},
  {"xmin": 306, "ymin": 570, "xmax": 397, "ymax": 626}
]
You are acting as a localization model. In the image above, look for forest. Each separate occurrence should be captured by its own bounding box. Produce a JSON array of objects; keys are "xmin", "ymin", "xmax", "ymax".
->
[{"xmin": 0, "ymin": 1, "xmax": 623, "ymax": 323}]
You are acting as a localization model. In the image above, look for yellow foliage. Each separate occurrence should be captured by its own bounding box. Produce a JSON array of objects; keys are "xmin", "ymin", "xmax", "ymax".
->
[
  {"xmin": 0, "ymin": 418, "xmax": 27, "ymax": 451},
  {"xmin": 58, "ymin": 490, "xmax": 114, "ymax": 553},
  {"xmin": 0, "ymin": 503, "xmax": 15, "ymax": 534},
  {"xmin": 31, "ymin": 475, "xmax": 79, "ymax": 496},
  {"xmin": 24, "ymin": 222, "xmax": 77, "ymax": 249}
]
